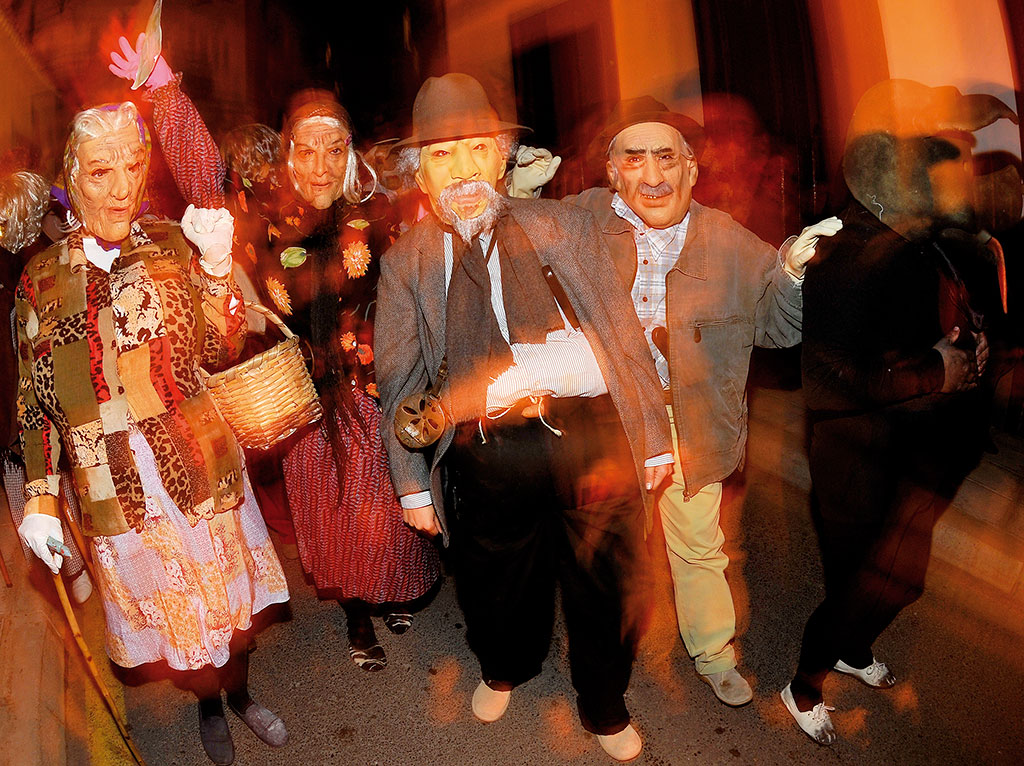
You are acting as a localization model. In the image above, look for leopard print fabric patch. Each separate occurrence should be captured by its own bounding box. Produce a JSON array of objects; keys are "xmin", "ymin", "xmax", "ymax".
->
[{"xmin": 110, "ymin": 256, "xmax": 165, "ymax": 351}]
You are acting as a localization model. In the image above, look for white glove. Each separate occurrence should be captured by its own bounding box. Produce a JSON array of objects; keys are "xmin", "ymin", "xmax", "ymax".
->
[
  {"xmin": 18, "ymin": 513, "xmax": 64, "ymax": 575},
  {"xmin": 182, "ymin": 205, "xmax": 234, "ymax": 277},
  {"xmin": 507, "ymin": 146, "xmax": 562, "ymax": 199},
  {"xmin": 783, "ymin": 216, "xmax": 843, "ymax": 278}
]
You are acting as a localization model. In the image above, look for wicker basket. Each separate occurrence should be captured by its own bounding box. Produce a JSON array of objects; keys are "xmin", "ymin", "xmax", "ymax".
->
[{"xmin": 203, "ymin": 301, "xmax": 323, "ymax": 450}]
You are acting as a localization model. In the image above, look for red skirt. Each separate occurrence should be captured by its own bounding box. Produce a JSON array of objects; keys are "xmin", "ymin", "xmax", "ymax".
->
[{"xmin": 283, "ymin": 388, "xmax": 440, "ymax": 602}]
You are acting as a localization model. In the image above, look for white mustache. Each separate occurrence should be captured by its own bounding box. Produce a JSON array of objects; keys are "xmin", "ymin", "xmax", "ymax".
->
[{"xmin": 438, "ymin": 180, "xmax": 494, "ymax": 216}]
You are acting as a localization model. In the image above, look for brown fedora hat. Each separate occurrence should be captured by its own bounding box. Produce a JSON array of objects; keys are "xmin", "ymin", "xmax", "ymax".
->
[
  {"xmin": 394, "ymin": 73, "xmax": 530, "ymax": 149},
  {"xmin": 591, "ymin": 95, "xmax": 705, "ymax": 161}
]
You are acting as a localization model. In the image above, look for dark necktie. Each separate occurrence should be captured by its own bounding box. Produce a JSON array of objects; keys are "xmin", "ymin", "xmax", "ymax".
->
[{"xmin": 445, "ymin": 235, "xmax": 512, "ymax": 423}]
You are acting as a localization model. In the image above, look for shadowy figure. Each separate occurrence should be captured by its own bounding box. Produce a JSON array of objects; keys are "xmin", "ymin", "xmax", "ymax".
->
[{"xmin": 782, "ymin": 79, "xmax": 1020, "ymax": 746}]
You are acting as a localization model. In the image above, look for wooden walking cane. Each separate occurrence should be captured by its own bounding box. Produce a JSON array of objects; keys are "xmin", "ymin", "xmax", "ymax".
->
[
  {"xmin": 57, "ymin": 493, "xmax": 97, "ymax": 584},
  {"xmin": 0, "ymin": 544, "xmax": 12, "ymax": 587},
  {"xmin": 52, "ymin": 573, "xmax": 148, "ymax": 766}
]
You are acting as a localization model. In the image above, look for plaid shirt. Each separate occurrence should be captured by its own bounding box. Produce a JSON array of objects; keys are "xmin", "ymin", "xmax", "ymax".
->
[{"xmin": 611, "ymin": 193, "xmax": 689, "ymax": 388}]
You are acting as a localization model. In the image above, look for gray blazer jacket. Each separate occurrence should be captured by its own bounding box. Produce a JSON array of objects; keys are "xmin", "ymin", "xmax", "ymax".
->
[{"xmin": 374, "ymin": 197, "xmax": 672, "ymax": 543}]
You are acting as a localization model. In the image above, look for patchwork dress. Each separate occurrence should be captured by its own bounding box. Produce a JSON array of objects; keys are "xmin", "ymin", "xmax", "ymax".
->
[{"xmin": 16, "ymin": 222, "xmax": 288, "ymax": 670}]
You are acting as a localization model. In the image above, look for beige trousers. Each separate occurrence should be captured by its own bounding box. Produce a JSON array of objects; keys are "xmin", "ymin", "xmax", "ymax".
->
[{"xmin": 661, "ymin": 405, "xmax": 737, "ymax": 675}]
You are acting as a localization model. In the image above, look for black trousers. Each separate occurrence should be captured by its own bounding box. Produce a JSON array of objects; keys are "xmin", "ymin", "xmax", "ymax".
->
[
  {"xmin": 446, "ymin": 395, "xmax": 646, "ymax": 735},
  {"xmin": 793, "ymin": 416, "xmax": 959, "ymax": 704}
]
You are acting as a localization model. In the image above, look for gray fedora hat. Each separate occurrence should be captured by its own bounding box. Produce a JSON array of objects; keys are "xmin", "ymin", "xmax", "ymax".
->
[{"xmin": 394, "ymin": 73, "xmax": 530, "ymax": 149}]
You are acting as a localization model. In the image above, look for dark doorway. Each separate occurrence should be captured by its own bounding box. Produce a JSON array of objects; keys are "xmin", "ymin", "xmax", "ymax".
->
[
  {"xmin": 692, "ymin": 0, "xmax": 827, "ymax": 245},
  {"xmin": 509, "ymin": 0, "xmax": 620, "ymax": 195}
]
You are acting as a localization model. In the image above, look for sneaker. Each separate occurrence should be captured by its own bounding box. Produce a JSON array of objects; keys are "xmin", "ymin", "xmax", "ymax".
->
[
  {"xmin": 471, "ymin": 680, "xmax": 511, "ymax": 723},
  {"xmin": 834, "ymin": 657, "xmax": 896, "ymax": 688},
  {"xmin": 780, "ymin": 684, "xmax": 836, "ymax": 745},
  {"xmin": 597, "ymin": 723, "xmax": 643, "ymax": 762},
  {"xmin": 227, "ymin": 698, "xmax": 288, "ymax": 747},
  {"xmin": 70, "ymin": 571, "xmax": 93, "ymax": 604},
  {"xmin": 700, "ymin": 667, "xmax": 753, "ymax": 706}
]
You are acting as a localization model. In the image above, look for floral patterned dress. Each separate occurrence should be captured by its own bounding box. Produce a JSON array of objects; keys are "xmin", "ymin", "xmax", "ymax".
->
[
  {"xmin": 243, "ymin": 193, "xmax": 440, "ymax": 600},
  {"xmin": 96, "ymin": 427, "xmax": 288, "ymax": 669}
]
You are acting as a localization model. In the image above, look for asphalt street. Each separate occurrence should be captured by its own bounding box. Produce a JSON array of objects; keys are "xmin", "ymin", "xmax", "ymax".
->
[{"xmin": 67, "ymin": 386, "xmax": 1024, "ymax": 766}]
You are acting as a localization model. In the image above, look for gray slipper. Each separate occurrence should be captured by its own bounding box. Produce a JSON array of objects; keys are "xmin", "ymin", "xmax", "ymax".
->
[
  {"xmin": 199, "ymin": 707, "xmax": 235, "ymax": 765},
  {"xmin": 228, "ymin": 699, "xmax": 288, "ymax": 747}
]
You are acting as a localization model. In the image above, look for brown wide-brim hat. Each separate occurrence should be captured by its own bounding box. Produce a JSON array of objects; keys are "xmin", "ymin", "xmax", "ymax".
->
[
  {"xmin": 393, "ymin": 73, "xmax": 530, "ymax": 150},
  {"xmin": 843, "ymin": 78, "xmax": 1018, "ymax": 211},
  {"xmin": 591, "ymin": 95, "xmax": 706, "ymax": 162}
]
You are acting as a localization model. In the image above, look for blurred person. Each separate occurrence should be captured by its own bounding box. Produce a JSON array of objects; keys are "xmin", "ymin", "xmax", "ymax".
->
[
  {"xmin": 696, "ymin": 93, "xmax": 798, "ymax": 247},
  {"xmin": 1, "ymin": 171, "xmax": 52, "ymax": 453},
  {"xmin": 512, "ymin": 96, "xmax": 840, "ymax": 707},
  {"xmin": 220, "ymin": 123, "xmax": 282, "ymax": 189},
  {"xmin": 781, "ymin": 80, "xmax": 1018, "ymax": 745},
  {"xmin": 364, "ymin": 136, "xmax": 431, "ymax": 232},
  {"xmin": 219, "ymin": 122, "xmax": 285, "ymax": 293},
  {"xmin": 218, "ymin": 123, "xmax": 300, "ymax": 561},
  {"xmin": 110, "ymin": 34, "xmax": 440, "ymax": 671},
  {"xmin": 15, "ymin": 101, "xmax": 289, "ymax": 765},
  {"xmin": 0, "ymin": 170, "xmax": 92, "ymax": 603},
  {"xmin": 377, "ymin": 73, "xmax": 673, "ymax": 761}
]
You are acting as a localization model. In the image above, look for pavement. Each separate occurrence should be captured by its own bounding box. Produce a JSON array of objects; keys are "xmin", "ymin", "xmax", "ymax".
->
[
  {"xmin": 4, "ymin": 381, "xmax": 1024, "ymax": 766},
  {"xmin": 0, "ymin": 492, "xmax": 68, "ymax": 766}
]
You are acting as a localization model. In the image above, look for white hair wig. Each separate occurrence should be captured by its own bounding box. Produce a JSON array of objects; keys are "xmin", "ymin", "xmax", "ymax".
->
[{"xmin": 0, "ymin": 171, "xmax": 50, "ymax": 253}]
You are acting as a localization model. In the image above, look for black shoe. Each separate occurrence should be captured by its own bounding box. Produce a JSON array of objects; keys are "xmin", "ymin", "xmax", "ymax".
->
[
  {"xmin": 347, "ymin": 611, "xmax": 386, "ymax": 671},
  {"xmin": 198, "ymin": 702, "xmax": 235, "ymax": 765},
  {"xmin": 227, "ymin": 697, "xmax": 289, "ymax": 747}
]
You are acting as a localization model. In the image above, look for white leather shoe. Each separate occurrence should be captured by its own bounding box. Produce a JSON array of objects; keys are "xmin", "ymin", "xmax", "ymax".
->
[
  {"xmin": 834, "ymin": 657, "xmax": 896, "ymax": 688},
  {"xmin": 780, "ymin": 684, "xmax": 836, "ymax": 745},
  {"xmin": 70, "ymin": 571, "xmax": 93, "ymax": 604},
  {"xmin": 471, "ymin": 681, "xmax": 511, "ymax": 723},
  {"xmin": 701, "ymin": 667, "xmax": 753, "ymax": 706},
  {"xmin": 596, "ymin": 723, "xmax": 642, "ymax": 761}
]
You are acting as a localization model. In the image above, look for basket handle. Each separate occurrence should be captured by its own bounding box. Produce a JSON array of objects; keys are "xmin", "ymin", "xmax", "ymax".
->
[
  {"xmin": 198, "ymin": 300, "xmax": 302, "ymax": 383},
  {"xmin": 244, "ymin": 300, "xmax": 296, "ymax": 340}
]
